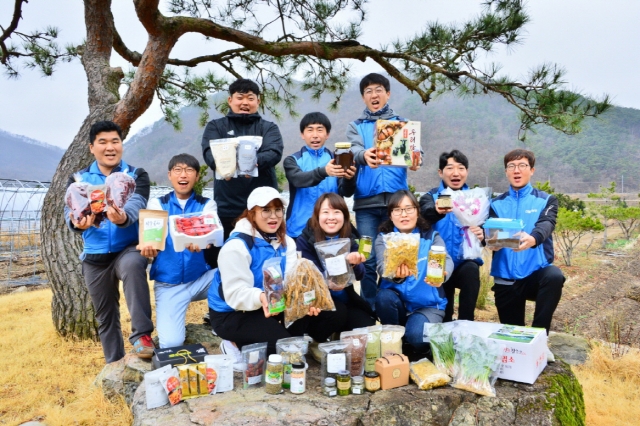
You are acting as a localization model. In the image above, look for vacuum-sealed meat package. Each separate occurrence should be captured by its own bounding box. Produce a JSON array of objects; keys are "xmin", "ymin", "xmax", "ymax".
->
[
  {"xmin": 105, "ymin": 172, "xmax": 136, "ymax": 209},
  {"xmin": 65, "ymin": 182, "xmax": 91, "ymax": 223}
]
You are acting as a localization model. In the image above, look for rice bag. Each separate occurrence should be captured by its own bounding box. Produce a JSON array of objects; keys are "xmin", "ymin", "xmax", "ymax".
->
[
  {"xmin": 283, "ymin": 257, "xmax": 335, "ymax": 328},
  {"xmin": 105, "ymin": 172, "xmax": 136, "ymax": 209},
  {"xmin": 340, "ymin": 328, "xmax": 368, "ymax": 376},
  {"xmin": 382, "ymin": 232, "xmax": 420, "ymax": 279},
  {"xmin": 314, "ymin": 238, "xmax": 355, "ymax": 290},
  {"xmin": 263, "ymin": 257, "xmax": 285, "ymax": 314},
  {"xmin": 409, "ymin": 358, "xmax": 451, "ymax": 390},
  {"xmin": 242, "ymin": 342, "xmax": 267, "ymax": 389},
  {"xmin": 210, "ymin": 138, "xmax": 239, "ymax": 179},
  {"xmin": 237, "ymin": 136, "xmax": 262, "ymax": 177}
]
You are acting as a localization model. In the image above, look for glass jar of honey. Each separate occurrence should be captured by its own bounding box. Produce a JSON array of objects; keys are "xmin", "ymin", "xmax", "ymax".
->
[{"xmin": 334, "ymin": 142, "xmax": 353, "ymax": 171}]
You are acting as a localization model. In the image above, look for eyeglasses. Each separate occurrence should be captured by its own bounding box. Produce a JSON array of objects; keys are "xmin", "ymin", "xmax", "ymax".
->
[
  {"xmin": 171, "ymin": 167, "xmax": 197, "ymax": 175},
  {"xmin": 260, "ymin": 208, "xmax": 284, "ymax": 219},
  {"xmin": 391, "ymin": 206, "xmax": 417, "ymax": 216},
  {"xmin": 363, "ymin": 87, "xmax": 387, "ymax": 96},
  {"xmin": 506, "ymin": 163, "xmax": 530, "ymax": 171}
]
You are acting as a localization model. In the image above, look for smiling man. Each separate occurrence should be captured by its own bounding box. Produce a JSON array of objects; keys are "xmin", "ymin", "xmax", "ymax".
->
[
  {"xmin": 201, "ymin": 79, "xmax": 284, "ymax": 267},
  {"xmin": 488, "ymin": 149, "xmax": 564, "ymax": 334},
  {"xmin": 64, "ymin": 120, "xmax": 154, "ymax": 363},
  {"xmin": 420, "ymin": 150, "xmax": 483, "ymax": 322},
  {"xmin": 140, "ymin": 153, "xmax": 218, "ymax": 348}
]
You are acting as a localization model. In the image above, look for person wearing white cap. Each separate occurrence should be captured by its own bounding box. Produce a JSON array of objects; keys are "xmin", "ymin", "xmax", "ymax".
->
[{"xmin": 207, "ymin": 187, "xmax": 347, "ymax": 358}]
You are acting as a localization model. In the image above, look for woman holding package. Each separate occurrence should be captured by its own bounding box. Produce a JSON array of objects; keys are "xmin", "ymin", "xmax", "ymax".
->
[
  {"xmin": 296, "ymin": 193, "xmax": 376, "ymax": 331},
  {"xmin": 207, "ymin": 187, "xmax": 347, "ymax": 358},
  {"xmin": 375, "ymin": 189, "xmax": 453, "ymax": 355}
]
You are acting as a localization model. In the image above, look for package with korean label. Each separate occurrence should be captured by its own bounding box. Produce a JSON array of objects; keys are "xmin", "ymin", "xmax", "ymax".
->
[
  {"xmin": 138, "ymin": 209, "xmax": 169, "ymax": 250},
  {"xmin": 210, "ymin": 138, "xmax": 239, "ymax": 179},
  {"xmin": 314, "ymin": 238, "xmax": 355, "ymax": 291},
  {"xmin": 242, "ymin": 342, "xmax": 267, "ymax": 389},
  {"xmin": 374, "ymin": 120, "xmax": 421, "ymax": 167},
  {"xmin": 318, "ymin": 341, "xmax": 352, "ymax": 382},
  {"xmin": 237, "ymin": 136, "xmax": 262, "ymax": 177}
]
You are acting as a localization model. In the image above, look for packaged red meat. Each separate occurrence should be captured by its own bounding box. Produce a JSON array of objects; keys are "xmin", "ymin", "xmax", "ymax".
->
[
  {"xmin": 88, "ymin": 185, "xmax": 107, "ymax": 214},
  {"xmin": 169, "ymin": 212, "xmax": 224, "ymax": 251},
  {"xmin": 65, "ymin": 182, "xmax": 91, "ymax": 222},
  {"xmin": 105, "ymin": 172, "xmax": 136, "ymax": 209}
]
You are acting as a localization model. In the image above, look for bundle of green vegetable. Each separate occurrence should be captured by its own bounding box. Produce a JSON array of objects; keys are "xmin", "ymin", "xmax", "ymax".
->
[
  {"xmin": 451, "ymin": 334, "xmax": 503, "ymax": 397},
  {"xmin": 427, "ymin": 323, "xmax": 456, "ymax": 377}
]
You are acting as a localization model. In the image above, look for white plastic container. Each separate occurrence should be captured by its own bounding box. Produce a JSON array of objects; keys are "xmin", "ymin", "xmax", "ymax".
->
[{"xmin": 169, "ymin": 211, "xmax": 224, "ymax": 252}]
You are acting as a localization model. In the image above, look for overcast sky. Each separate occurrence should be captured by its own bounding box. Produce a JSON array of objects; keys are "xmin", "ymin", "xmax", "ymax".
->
[{"xmin": 1, "ymin": 0, "xmax": 639, "ymax": 148}]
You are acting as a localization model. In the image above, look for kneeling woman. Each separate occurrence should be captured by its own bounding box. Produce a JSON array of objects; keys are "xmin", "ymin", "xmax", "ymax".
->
[
  {"xmin": 208, "ymin": 187, "xmax": 347, "ymax": 357},
  {"xmin": 296, "ymin": 193, "xmax": 376, "ymax": 331},
  {"xmin": 375, "ymin": 190, "xmax": 453, "ymax": 354}
]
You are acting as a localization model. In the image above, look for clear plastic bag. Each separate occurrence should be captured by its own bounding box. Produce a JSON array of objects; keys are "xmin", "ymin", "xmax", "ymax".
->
[
  {"xmin": 382, "ymin": 232, "xmax": 420, "ymax": 279},
  {"xmin": 263, "ymin": 257, "xmax": 285, "ymax": 314},
  {"xmin": 276, "ymin": 336, "xmax": 311, "ymax": 388},
  {"xmin": 365, "ymin": 324, "xmax": 382, "ymax": 373},
  {"xmin": 242, "ymin": 342, "xmax": 267, "ymax": 389},
  {"xmin": 424, "ymin": 322, "xmax": 457, "ymax": 377},
  {"xmin": 447, "ymin": 187, "xmax": 491, "ymax": 259},
  {"xmin": 65, "ymin": 182, "xmax": 90, "ymax": 223},
  {"xmin": 314, "ymin": 238, "xmax": 355, "ymax": 290},
  {"xmin": 318, "ymin": 341, "xmax": 352, "ymax": 382},
  {"xmin": 340, "ymin": 328, "xmax": 368, "ymax": 376},
  {"xmin": 380, "ymin": 324, "xmax": 405, "ymax": 357},
  {"xmin": 409, "ymin": 358, "xmax": 451, "ymax": 390},
  {"xmin": 105, "ymin": 172, "xmax": 136, "ymax": 209},
  {"xmin": 210, "ymin": 138, "xmax": 239, "ymax": 179},
  {"xmin": 237, "ymin": 136, "xmax": 262, "ymax": 177},
  {"xmin": 283, "ymin": 257, "xmax": 335, "ymax": 328},
  {"xmin": 451, "ymin": 334, "xmax": 504, "ymax": 397}
]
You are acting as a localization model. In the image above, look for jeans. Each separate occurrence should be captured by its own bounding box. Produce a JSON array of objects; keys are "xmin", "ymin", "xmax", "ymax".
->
[
  {"xmin": 154, "ymin": 268, "xmax": 215, "ymax": 348},
  {"xmin": 354, "ymin": 207, "xmax": 388, "ymax": 311},
  {"xmin": 375, "ymin": 288, "xmax": 444, "ymax": 353}
]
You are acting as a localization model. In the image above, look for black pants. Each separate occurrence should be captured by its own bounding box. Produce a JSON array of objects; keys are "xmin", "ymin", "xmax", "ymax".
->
[
  {"xmin": 443, "ymin": 260, "xmax": 480, "ymax": 322},
  {"xmin": 492, "ymin": 265, "xmax": 565, "ymax": 334},
  {"xmin": 209, "ymin": 303, "xmax": 348, "ymax": 355},
  {"xmin": 334, "ymin": 300, "xmax": 376, "ymax": 331},
  {"xmin": 204, "ymin": 216, "xmax": 237, "ymax": 269}
]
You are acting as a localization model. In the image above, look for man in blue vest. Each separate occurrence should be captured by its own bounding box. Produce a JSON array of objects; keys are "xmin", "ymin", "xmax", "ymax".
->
[
  {"xmin": 139, "ymin": 154, "xmax": 218, "ymax": 348},
  {"xmin": 345, "ymin": 73, "xmax": 421, "ymax": 311},
  {"xmin": 420, "ymin": 150, "xmax": 484, "ymax": 321},
  {"xmin": 65, "ymin": 121, "xmax": 154, "ymax": 363},
  {"xmin": 489, "ymin": 149, "xmax": 564, "ymax": 333},
  {"xmin": 284, "ymin": 112, "xmax": 356, "ymax": 239}
]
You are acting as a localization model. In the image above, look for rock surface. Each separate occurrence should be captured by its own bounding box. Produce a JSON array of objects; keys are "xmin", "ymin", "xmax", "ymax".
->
[
  {"xmin": 548, "ymin": 332, "xmax": 590, "ymax": 365},
  {"xmin": 131, "ymin": 358, "xmax": 585, "ymax": 426}
]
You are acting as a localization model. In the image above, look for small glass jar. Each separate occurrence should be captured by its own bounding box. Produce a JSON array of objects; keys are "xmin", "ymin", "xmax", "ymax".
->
[
  {"xmin": 323, "ymin": 377, "xmax": 337, "ymax": 397},
  {"xmin": 436, "ymin": 194, "xmax": 452, "ymax": 209},
  {"xmin": 265, "ymin": 354, "xmax": 284, "ymax": 394},
  {"xmin": 336, "ymin": 370, "xmax": 351, "ymax": 396},
  {"xmin": 425, "ymin": 245, "xmax": 446, "ymax": 287},
  {"xmin": 358, "ymin": 236, "xmax": 373, "ymax": 260},
  {"xmin": 289, "ymin": 362, "xmax": 306, "ymax": 394},
  {"xmin": 351, "ymin": 375, "xmax": 365, "ymax": 395},
  {"xmin": 364, "ymin": 371, "xmax": 380, "ymax": 393},
  {"xmin": 334, "ymin": 142, "xmax": 354, "ymax": 171}
]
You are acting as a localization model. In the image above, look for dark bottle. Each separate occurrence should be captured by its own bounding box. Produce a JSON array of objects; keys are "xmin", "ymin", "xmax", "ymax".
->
[{"xmin": 334, "ymin": 142, "xmax": 353, "ymax": 171}]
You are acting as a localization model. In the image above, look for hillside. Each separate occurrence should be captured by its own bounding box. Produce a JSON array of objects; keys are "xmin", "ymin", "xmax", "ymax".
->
[
  {"xmin": 0, "ymin": 130, "xmax": 64, "ymax": 182},
  {"xmin": 123, "ymin": 81, "xmax": 640, "ymax": 193}
]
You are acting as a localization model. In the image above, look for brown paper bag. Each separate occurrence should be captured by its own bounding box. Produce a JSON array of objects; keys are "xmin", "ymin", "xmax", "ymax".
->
[{"xmin": 138, "ymin": 209, "xmax": 169, "ymax": 250}]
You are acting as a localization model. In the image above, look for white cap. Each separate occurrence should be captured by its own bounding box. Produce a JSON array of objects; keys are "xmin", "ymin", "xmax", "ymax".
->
[
  {"xmin": 269, "ymin": 354, "xmax": 283, "ymax": 363},
  {"xmin": 431, "ymin": 245, "xmax": 445, "ymax": 252},
  {"xmin": 247, "ymin": 186, "xmax": 288, "ymax": 210}
]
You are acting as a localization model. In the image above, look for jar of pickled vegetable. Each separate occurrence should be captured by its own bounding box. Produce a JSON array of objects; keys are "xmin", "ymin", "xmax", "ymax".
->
[
  {"xmin": 358, "ymin": 236, "xmax": 373, "ymax": 259},
  {"xmin": 425, "ymin": 245, "xmax": 446, "ymax": 287},
  {"xmin": 336, "ymin": 370, "xmax": 351, "ymax": 396},
  {"xmin": 334, "ymin": 142, "xmax": 353, "ymax": 171}
]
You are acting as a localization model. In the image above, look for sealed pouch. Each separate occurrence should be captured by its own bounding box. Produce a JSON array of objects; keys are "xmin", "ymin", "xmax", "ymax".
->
[
  {"xmin": 340, "ymin": 328, "xmax": 368, "ymax": 377},
  {"xmin": 105, "ymin": 172, "xmax": 136, "ymax": 209},
  {"xmin": 451, "ymin": 334, "xmax": 504, "ymax": 397},
  {"xmin": 374, "ymin": 120, "xmax": 421, "ymax": 167},
  {"xmin": 65, "ymin": 182, "xmax": 90, "ymax": 223},
  {"xmin": 177, "ymin": 363, "xmax": 209, "ymax": 400},
  {"xmin": 382, "ymin": 232, "xmax": 420, "ymax": 279},
  {"xmin": 314, "ymin": 238, "xmax": 355, "ymax": 291},
  {"xmin": 263, "ymin": 257, "xmax": 285, "ymax": 314},
  {"xmin": 424, "ymin": 322, "xmax": 457, "ymax": 377},
  {"xmin": 276, "ymin": 336, "xmax": 311, "ymax": 389},
  {"xmin": 204, "ymin": 354, "xmax": 234, "ymax": 393},
  {"xmin": 210, "ymin": 138, "xmax": 239, "ymax": 179},
  {"xmin": 237, "ymin": 136, "xmax": 262, "ymax": 177},
  {"xmin": 242, "ymin": 342, "xmax": 267, "ymax": 389},
  {"xmin": 138, "ymin": 209, "xmax": 169, "ymax": 251},
  {"xmin": 365, "ymin": 324, "xmax": 382, "ymax": 373},
  {"xmin": 159, "ymin": 367, "xmax": 182, "ymax": 406},
  {"xmin": 144, "ymin": 364, "xmax": 173, "ymax": 409},
  {"xmin": 318, "ymin": 341, "xmax": 352, "ymax": 382},
  {"xmin": 380, "ymin": 324, "xmax": 405, "ymax": 357},
  {"xmin": 409, "ymin": 358, "xmax": 451, "ymax": 390},
  {"xmin": 283, "ymin": 257, "xmax": 335, "ymax": 328}
]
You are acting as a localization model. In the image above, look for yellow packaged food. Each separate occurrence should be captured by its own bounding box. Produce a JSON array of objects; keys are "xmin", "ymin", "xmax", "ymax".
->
[
  {"xmin": 382, "ymin": 232, "xmax": 420, "ymax": 279},
  {"xmin": 409, "ymin": 358, "xmax": 451, "ymax": 390}
]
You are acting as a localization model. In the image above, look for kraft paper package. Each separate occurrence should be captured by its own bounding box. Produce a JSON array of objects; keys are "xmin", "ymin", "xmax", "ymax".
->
[{"xmin": 138, "ymin": 209, "xmax": 169, "ymax": 251}]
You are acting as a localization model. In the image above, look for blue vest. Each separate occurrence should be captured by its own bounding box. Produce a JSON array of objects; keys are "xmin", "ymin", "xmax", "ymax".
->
[
  {"xmin": 285, "ymin": 146, "xmax": 338, "ymax": 237},
  {"xmin": 379, "ymin": 228, "xmax": 447, "ymax": 312},
  {"xmin": 428, "ymin": 182, "xmax": 483, "ymax": 268},
  {"xmin": 352, "ymin": 117, "xmax": 408, "ymax": 199},
  {"xmin": 208, "ymin": 233, "xmax": 288, "ymax": 312},
  {"xmin": 490, "ymin": 184, "xmax": 554, "ymax": 280},
  {"xmin": 79, "ymin": 160, "xmax": 139, "ymax": 254},
  {"xmin": 149, "ymin": 192, "xmax": 211, "ymax": 284}
]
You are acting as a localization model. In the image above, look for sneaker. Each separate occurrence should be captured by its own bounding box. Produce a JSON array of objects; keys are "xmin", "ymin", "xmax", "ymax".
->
[
  {"xmin": 220, "ymin": 340, "xmax": 244, "ymax": 371},
  {"xmin": 203, "ymin": 313, "xmax": 211, "ymax": 326},
  {"xmin": 546, "ymin": 347, "xmax": 555, "ymax": 363},
  {"xmin": 132, "ymin": 335, "xmax": 155, "ymax": 359}
]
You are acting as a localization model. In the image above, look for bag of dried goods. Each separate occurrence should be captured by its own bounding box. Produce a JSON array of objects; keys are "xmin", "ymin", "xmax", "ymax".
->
[
  {"xmin": 283, "ymin": 257, "xmax": 335, "ymax": 328},
  {"xmin": 159, "ymin": 367, "xmax": 182, "ymax": 406},
  {"xmin": 237, "ymin": 136, "xmax": 262, "ymax": 177},
  {"xmin": 138, "ymin": 210, "xmax": 169, "ymax": 251},
  {"xmin": 340, "ymin": 328, "xmax": 368, "ymax": 376},
  {"xmin": 210, "ymin": 138, "xmax": 239, "ymax": 179},
  {"xmin": 318, "ymin": 341, "xmax": 352, "ymax": 381},
  {"xmin": 204, "ymin": 354, "xmax": 234, "ymax": 393},
  {"xmin": 314, "ymin": 238, "xmax": 355, "ymax": 290},
  {"xmin": 276, "ymin": 336, "xmax": 311, "ymax": 389},
  {"xmin": 365, "ymin": 324, "xmax": 382, "ymax": 372},
  {"xmin": 382, "ymin": 232, "xmax": 420, "ymax": 279},
  {"xmin": 380, "ymin": 325, "xmax": 404, "ymax": 357},
  {"xmin": 451, "ymin": 334, "xmax": 504, "ymax": 397},
  {"xmin": 242, "ymin": 342, "xmax": 268, "ymax": 389},
  {"xmin": 409, "ymin": 358, "xmax": 451, "ymax": 390},
  {"xmin": 262, "ymin": 257, "xmax": 286, "ymax": 314}
]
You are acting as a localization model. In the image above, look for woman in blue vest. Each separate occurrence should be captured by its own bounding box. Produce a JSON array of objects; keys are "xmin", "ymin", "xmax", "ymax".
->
[
  {"xmin": 208, "ymin": 187, "xmax": 347, "ymax": 358},
  {"xmin": 296, "ymin": 193, "xmax": 377, "ymax": 331},
  {"xmin": 375, "ymin": 190, "xmax": 453, "ymax": 354}
]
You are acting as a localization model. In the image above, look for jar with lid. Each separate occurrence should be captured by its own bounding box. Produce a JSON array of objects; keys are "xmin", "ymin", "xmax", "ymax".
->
[
  {"xmin": 323, "ymin": 377, "xmax": 337, "ymax": 397},
  {"xmin": 334, "ymin": 142, "xmax": 353, "ymax": 171},
  {"xmin": 436, "ymin": 194, "xmax": 452, "ymax": 210},
  {"xmin": 364, "ymin": 371, "xmax": 380, "ymax": 393},
  {"xmin": 425, "ymin": 245, "xmax": 446, "ymax": 287},
  {"xmin": 351, "ymin": 376, "xmax": 365, "ymax": 395},
  {"xmin": 358, "ymin": 236, "xmax": 373, "ymax": 260},
  {"xmin": 265, "ymin": 354, "xmax": 284, "ymax": 394},
  {"xmin": 336, "ymin": 370, "xmax": 351, "ymax": 396},
  {"xmin": 289, "ymin": 362, "xmax": 306, "ymax": 394}
]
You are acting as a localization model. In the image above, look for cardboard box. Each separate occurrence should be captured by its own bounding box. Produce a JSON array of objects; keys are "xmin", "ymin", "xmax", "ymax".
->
[
  {"xmin": 374, "ymin": 354, "xmax": 409, "ymax": 390},
  {"xmin": 488, "ymin": 325, "xmax": 548, "ymax": 384},
  {"xmin": 152, "ymin": 344, "xmax": 209, "ymax": 369}
]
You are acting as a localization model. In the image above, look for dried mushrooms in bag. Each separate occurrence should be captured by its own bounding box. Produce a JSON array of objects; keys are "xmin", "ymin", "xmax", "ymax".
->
[
  {"xmin": 210, "ymin": 138, "xmax": 238, "ymax": 179},
  {"xmin": 314, "ymin": 238, "xmax": 355, "ymax": 290},
  {"xmin": 340, "ymin": 328, "xmax": 368, "ymax": 376},
  {"xmin": 409, "ymin": 358, "xmax": 451, "ymax": 390},
  {"xmin": 263, "ymin": 257, "xmax": 285, "ymax": 314},
  {"xmin": 318, "ymin": 341, "xmax": 352, "ymax": 381},
  {"xmin": 382, "ymin": 232, "xmax": 420, "ymax": 279},
  {"xmin": 283, "ymin": 258, "xmax": 335, "ymax": 328},
  {"xmin": 105, "ymin": 172, "xmax": 136, "ymax": 209},
  {"xmin": 237, "ymin": 136, "xmax": 262, "ymax": 177}
]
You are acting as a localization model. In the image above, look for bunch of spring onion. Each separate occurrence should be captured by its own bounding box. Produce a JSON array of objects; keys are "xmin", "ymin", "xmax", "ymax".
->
[
  {"xmin": 427, "ymin": 323, "xmax": 456, "ymax": 377},
  {"xmin": 451, "ymin": 334, "xmax": 503, "ymax": 397}
]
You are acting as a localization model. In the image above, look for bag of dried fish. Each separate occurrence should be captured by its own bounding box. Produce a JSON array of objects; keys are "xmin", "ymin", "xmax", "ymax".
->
[
  {"xmin": 382, "ymin": 232, "xmax": 420, "ymax": 279},
  {"xmin": 283, "ymin": 258, "xmax": 335, "ymax": 328},
  {"xmin": 314, "ymin": 238, "xmax": 355, "ymax": 291}
]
